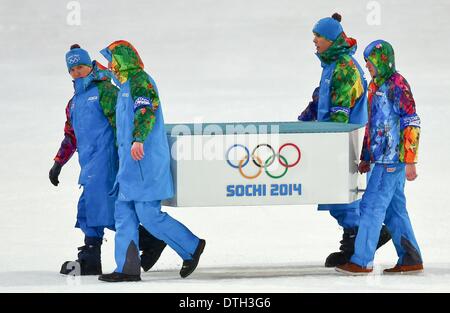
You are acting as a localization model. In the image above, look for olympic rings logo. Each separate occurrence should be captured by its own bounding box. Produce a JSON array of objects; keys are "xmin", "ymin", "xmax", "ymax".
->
[
  {"xmin": 226, "ymin": 143, "xmax": 301, "ymax": 179},
  {"xmin": 67, "ymin": 55, "xmax": 80, "ymax": 64}
]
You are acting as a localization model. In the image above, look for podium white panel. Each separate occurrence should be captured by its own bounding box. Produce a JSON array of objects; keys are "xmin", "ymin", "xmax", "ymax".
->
[{"xmin": 163, "ymin": 122, "xmax": 366, "ymax": 207}]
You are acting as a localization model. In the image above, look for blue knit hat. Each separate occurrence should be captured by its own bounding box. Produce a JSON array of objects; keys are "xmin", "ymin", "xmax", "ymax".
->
[
  {"xmin": 65, "ymin": 44, "xmax": 92, "ymax": 72},
  {"xmin": 313, "ymin": 13, "xmax": 343, "ymax": 41}
]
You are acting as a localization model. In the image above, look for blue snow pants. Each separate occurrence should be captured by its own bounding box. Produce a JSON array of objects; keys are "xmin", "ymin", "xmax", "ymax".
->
[
  {"xmin": 321, "ymin": 201, "xmax": 361, "ymax": 229},
  {"xmin": 351, "ymin": 163, "xmax": 422, "ymax": 268},
  {"xmin": 319, "ymin": 167, "xmax": 376, "ymax": 229},
  {"xmin": 114, "ymin": 200, "xmax": 200, "ymax": 274},
  {"xmin": 76, "ymin": 192, "xmax": 105, "ymax": 239}
]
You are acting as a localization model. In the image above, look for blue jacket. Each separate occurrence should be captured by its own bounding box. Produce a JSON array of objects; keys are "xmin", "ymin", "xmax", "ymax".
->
[
  {"xmin": 317, "ymin": 55, "xmax": 368, "ymax": 125},
  {"xmin": 297, "ymin": 34, "xmax": 368, "ymax": 212},
  {"xmin": 361, "ymin": 73, "xmax": 421, "ymax": 164},
  {"xmin": 70, "ymin": 62, "xmax": 118, "ymax": 227},
  {"xmin": 361, "ymin": 41, "xmax": 421, "ymax": 164},
  {"xmin": 299, "ymin": 34, "xmax": 368, "ymax": 125},
  {"xmin": 113, "ymin": 74, "xmax": 174, "ymax": 201},
  {"xmin": 100, "ymin": 41, "xmax": 174, "ymax": 202}
]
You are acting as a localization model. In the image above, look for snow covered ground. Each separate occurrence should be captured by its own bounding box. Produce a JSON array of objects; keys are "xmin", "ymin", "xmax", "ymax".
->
[{"xmin": 1, "ymin": 0, "xmax": 449, "ymax": 292}]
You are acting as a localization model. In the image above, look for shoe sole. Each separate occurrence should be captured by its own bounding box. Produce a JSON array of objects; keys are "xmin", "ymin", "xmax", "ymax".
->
[
  {"xmin": 335, "ymin": 267, "xmax": 372, "ymax": 276},
  {"xmin": 98, "ymin": 277, "xmax": 141, "ymax": 282},
  {"xmin": 60, "ymin": 269, "xmax": 102, "ymax": 276},
  {"xmin": 60, "ymin": 272, "xmax": 102, "ymax": 276}
]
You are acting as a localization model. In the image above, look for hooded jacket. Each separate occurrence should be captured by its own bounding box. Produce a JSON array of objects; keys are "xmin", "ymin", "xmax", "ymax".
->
[
  {"xmin": 100, "ymin": 40, "xmax": 174, "ymax": 202},
  {"xmin": 298, "ymin": 33, "xmax": 367, "ymax": 125},
  {"xmin": 54, "ymin": 61, "xmax": 119, "ymax": 227},
  {"xmin": 360, "ymin": 40, "xmax": 420, "ymax": 164}
]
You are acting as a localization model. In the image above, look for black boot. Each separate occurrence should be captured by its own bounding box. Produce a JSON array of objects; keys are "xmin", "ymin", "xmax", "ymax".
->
[
  {"xmin": 98, "ymin": 272, "xmax": 141, "ymax": 282},
  {"xmin": 60, "ymin": 237, "xmax": 103, "ymax": 275},
  {"xmin": 180, "ymin": 239, "xmax": 206, "ymax": 278},
  {"xmin": 325, "ymin": 225, "xmax": 392, "ymax": 268},
  {"xmin": 377, "ymin": 224, "xmax": 392, "ymax": 249},
  {"xmin": 138, "ymin": 225, "xmax": 167, "ymax": 272},
  {"xmin": 325, "ymin": 228, "xmax": 357, "ymax": 268}
]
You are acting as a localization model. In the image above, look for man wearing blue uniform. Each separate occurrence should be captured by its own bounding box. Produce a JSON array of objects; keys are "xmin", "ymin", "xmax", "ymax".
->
[
  {"xmin": 298, "ymin": 14, "xmax": 391, "ymax": 266},
  {"xmin": 51, "ymin": 44, "xmax": 166, "ymax": 275},
  {"xmin": 98, "ymin": 40, "xmax": 205, "ymax": 282}
]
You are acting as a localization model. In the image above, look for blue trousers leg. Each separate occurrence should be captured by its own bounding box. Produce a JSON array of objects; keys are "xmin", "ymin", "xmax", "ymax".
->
[
  {"xmin": 384, "ymin": 176, "xmax": 422, "ymax": 266},
  {"xmin": 135, "ymin": 200, "xmax": 199, "ymax": 261},
  {"xmin": 114, "ymin": 201, "xmax": 140, "ymax": 275},
  {"xmin": 351, "ymin": 164, "xmax": 401, "ymax": 267},
  {"xmin": 327, "ymin": 201, "xmax": 361, "ymax": 229},
  {"xmin": 76, "ymin": 192, "xmax": 104, "ymax": 239}
]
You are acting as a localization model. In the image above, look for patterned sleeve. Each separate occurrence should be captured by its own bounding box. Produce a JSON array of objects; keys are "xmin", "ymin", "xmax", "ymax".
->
[
  {"xmin": 396, "ymin": 77, "xmax": 420, "ymax": 163},
  {"xmin": 298, "ymin": 87, "xmax": 319, "ymax": 121},
  {"xmin": 97, "ymin": 80, "xmax": 119, "ymax": 136},
  {"xmin": 54, "ymin": 100, "xmax": 77, "ymax": 165},
  {"xmin": 360, "ymin": 125, "xmax": 371, "ymax": 162},
  {"xmin": 330, "ymin": 57, "xmax": 364, "ymax": 123},
  {"xmin": 130, "ymin": 72, "xmax": 160, "ymax": 143}
]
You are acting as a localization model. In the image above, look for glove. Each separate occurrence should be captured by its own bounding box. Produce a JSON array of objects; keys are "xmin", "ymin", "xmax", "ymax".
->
[
  {"xmin": 49, "ymin": 161, "xmax": 63, "ymax": 186},
  {"xmin": 298, "ymin": 87, "xmax": 319, "ymax": 121},
  {"xmin": 358, "ymin": 161, "xmax": 371, "ymax": 174}
]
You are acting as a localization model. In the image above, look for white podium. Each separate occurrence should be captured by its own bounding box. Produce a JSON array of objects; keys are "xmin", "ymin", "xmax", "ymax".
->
[{"xmin": 163, "ymin": 121, "xmax": 366, "ymax": 207}]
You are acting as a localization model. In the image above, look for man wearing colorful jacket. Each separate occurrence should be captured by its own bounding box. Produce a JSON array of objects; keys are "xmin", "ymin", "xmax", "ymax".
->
[
  {"xmin": 50, "ymin": 45, "xmax": 166, "ymax": 275},
  {"xmin": 298, "ymin": 14, "xmax": 391, "ymax": 267},
  {"xmin": 336, "ymin": 40, "xmax": 423, "ymax": 275},
  {"xmin": 98, "ymin": 40, "xmax": 205, "ymax": 282}
]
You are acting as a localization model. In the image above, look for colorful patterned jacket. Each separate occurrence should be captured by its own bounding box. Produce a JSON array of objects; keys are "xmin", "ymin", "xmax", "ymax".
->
[
  {"xmin": 54, "ymin": 61, "xmax": 118, "ymax": 165},
  {"xmin": 298, "ymin": 33, "xmax": 367, "ymax": 124},
  {"xmin": 100, "ymin": 40, "xmax": 173, "ymax": 201},
  {"xmin": 361, "ymin": 41, "xmax": 420, "ymax": 164}
]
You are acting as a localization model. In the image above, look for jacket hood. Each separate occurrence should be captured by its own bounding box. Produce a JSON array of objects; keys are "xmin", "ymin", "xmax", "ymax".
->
[
  {"xmin": 100, "ymin": 40, "xmax": 144, "ymax": 84},
  {"xmin": 317, "ymin": 32, "xmax": 358, "ymax": 65},
  {"xmin": 364, "ymin": 40, "xmax": 396, "ymax": 86}
]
